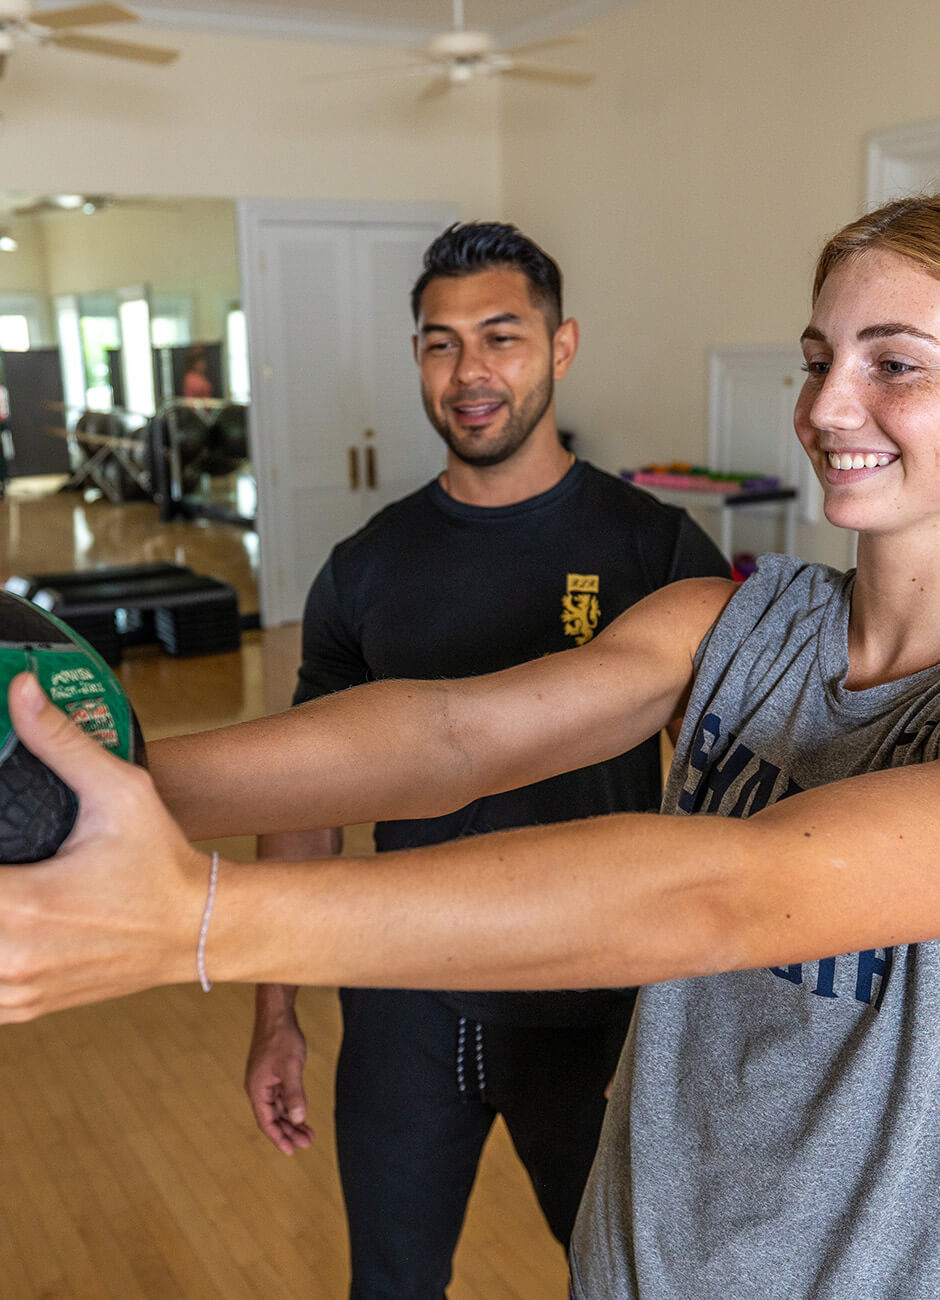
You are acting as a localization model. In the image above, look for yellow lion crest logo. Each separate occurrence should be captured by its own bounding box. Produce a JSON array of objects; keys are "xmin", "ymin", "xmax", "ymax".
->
[{"xmin": 561, "ymin": 573, "xmax": 600, "ymax": 646}]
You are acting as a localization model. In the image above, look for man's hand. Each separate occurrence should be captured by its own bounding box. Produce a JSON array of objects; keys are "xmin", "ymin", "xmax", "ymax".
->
[
  {"xmin": 0, "ymin": 673, "xmax": 207, "ymax": 1021},
  {"xmin": 245, "ymin": 984, "xmax": 314, "ymax": 1155}
]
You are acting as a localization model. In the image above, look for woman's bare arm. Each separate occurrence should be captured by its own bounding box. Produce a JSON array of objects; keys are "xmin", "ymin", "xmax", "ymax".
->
[{"xmin": 3, "ymin": 671, "xmax": 940, "ymax": 1023}]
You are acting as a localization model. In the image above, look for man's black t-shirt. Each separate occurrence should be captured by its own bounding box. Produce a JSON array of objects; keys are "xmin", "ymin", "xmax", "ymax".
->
[{"xmin": 294, "ymin": 459, "xmax": 729, "ymax": 1024}]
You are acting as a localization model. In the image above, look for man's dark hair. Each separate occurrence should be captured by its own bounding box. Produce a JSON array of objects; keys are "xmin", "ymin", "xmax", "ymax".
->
[{"xmin": 410, "ymin": 222, "xmax": 563, "ymax": 330}]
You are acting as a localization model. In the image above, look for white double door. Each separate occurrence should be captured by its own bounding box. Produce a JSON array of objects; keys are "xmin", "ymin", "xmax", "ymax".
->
[{"xmin": 239, "ymin": 201, "xmax": 455, "ymax": 625}]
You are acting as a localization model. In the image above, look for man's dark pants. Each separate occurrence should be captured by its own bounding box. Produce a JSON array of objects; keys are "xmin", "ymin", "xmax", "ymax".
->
[{"xmin": 335, "ymin": 987, "xmax": 633, "ymax": 1300}]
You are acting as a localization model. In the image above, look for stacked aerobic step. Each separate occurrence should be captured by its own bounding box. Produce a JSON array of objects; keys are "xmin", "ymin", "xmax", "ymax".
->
[
  {"xmin": 3, "ymin": 563, "xmax": 240, "ymax": 664},
  {"xmin": 152, "ymin": 575, "xmax": 240, "ymax": 656}
]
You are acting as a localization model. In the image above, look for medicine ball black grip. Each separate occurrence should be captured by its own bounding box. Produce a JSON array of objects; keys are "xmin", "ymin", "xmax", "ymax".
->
[{"xmin": 0, "ymin": 591, "xmax": 147, "ymax": 864}]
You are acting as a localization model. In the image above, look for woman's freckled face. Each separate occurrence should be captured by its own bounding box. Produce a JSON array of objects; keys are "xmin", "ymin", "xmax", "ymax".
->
[{"xmin": 794, "ymin": 248, "xmax": 940, "ymax": 538}]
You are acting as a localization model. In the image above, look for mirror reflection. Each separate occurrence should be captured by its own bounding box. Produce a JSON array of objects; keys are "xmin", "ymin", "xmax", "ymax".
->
[{"xmin": 0, "ymin": 194, "xmax": 259, "ymax": 630}]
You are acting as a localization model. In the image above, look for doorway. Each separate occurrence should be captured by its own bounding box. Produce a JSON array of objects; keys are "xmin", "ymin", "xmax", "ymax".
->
[
  {"xmin": 237, "ymin": 200, "xmax": 455, "ymax": 626},
  {"xmin": 866, "ymin": 119, "xmax": 940, "ymax": 206}
]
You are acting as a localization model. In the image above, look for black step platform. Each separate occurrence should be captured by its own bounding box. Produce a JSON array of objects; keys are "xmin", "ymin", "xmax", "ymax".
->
[{"xmin": 3, "ymin": 563, "xmax": 241, "ymax": 665}]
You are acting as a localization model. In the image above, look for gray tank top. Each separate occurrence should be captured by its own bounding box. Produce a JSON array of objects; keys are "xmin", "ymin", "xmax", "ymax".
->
[{"xmin": 571, "ymin": 554, "xmax": 940, "ymax": 1299}]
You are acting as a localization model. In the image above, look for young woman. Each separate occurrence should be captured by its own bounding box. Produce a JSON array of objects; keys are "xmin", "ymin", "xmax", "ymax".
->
[
  {"xmin": 5, "ymin": 195, "xmax": 940, "ymax": 1296},
  {"xmin": 571, "ymin": 196, "xmax": 940, "ymax": 1298}
]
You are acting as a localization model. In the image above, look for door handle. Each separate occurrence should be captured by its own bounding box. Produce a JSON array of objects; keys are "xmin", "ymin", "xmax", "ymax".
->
[
  {"xmin": 348, "ymin": 446, "xmax": 360, "ymax": 491},
  {"xmin": 365, "ymin": 445, "xmax": 377, "ymax": 490}
]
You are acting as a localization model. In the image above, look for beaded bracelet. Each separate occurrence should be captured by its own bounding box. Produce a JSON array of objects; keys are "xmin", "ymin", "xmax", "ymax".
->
[{"xmin": 197, "ymin": 851, "xmax": 220, "ymax": 992}]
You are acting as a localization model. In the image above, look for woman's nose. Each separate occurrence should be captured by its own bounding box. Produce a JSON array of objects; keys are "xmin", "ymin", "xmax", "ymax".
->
[{"xmin": 808, "ymin": 363, "xmax": 867, "ymax": 432}]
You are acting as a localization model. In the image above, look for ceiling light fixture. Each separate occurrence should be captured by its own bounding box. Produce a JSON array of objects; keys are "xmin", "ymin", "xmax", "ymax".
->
[{"xmin": 307, "ymin": 0, "xmax": 593, "ymax": 99}]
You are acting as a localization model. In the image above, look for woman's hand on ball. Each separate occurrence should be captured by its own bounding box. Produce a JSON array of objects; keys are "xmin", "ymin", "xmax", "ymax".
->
[{"xmin": 0, "ymin": 673, "xmax": 209, "ymax": 1020}]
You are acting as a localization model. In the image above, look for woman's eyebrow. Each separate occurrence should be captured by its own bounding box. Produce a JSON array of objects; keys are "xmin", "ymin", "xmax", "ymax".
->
[
  {"xmin": 857, "ymin": 322, "xmax": 940, "ymax": 344},
  {"xmin": 799, "ymin": 323, "xmax": 940, "ymax": 345}
]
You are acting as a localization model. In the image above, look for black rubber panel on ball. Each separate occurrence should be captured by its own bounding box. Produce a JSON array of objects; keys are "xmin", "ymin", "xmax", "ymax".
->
[
  {"xmin": 0, "ymin": 741, "xmax": 79, "ymax": 864},
  {"xmin": 0, "ymin": 589, "xmax": 148, "ymax": 864},
  {"xmin": 2, "ymin": 598, "xmax": 72, "ymax": 646}
]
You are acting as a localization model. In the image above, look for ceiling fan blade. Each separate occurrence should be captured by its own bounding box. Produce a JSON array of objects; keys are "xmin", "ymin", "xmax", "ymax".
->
[
  {"xmin": 49, "ymin": 32, "xmax": 179, "ymax": 63},
  {"xmin": 504, "ymin": 35, "xmax": 580, "ymax": 57},
  {"xmin": 503, "ymin": 62, "xmax": 594, "ymax": 86},
  {"xmin": 32, "ymin": 3, "xmax": 138, "ymax": 29},
  {"xmin": 418, "ymin": 75, "xmax": 452, "ymax": 99}
]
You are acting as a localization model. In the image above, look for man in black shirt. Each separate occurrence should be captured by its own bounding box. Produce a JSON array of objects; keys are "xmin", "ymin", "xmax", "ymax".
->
[{"xmin": 244, "ymin": 223, "xmax": 728, "ymax": 1298}]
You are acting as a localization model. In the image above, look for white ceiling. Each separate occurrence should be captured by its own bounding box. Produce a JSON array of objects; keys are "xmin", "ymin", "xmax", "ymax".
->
[{"xmin": 31, "ymin": 0, "xmax": 632, "ymax": 49}]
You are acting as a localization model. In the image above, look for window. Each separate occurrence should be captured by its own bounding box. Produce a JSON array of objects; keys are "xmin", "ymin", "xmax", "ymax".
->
[
  {"xmin": 151, "ymin": 294, "xmax": 192, "ymax": 349},
  {"xmin": 226, "ymin": 305, "xmax": 250, "ymax": 403},
  {"xmin": 118, "ymin": 292, "xmax": 156, "ymax": 419},
  {"xmin": 80, "ymin": 313, "xmax": 120, "ymax": 412},
  {"xmin": 54, "ymin": 296, "xmax": 87, "ymax": 416},
  {"xmin": 0, "ymin": 293, "xmax": 45, "ymax": 352},
  {"xmin": 0, "ymin": 315, "xmax": 30, "ymax": 351}
]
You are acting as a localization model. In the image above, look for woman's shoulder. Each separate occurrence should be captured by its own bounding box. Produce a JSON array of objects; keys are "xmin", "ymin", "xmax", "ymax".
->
[
  {"xmin": 696, "ymin": 553, "xmax": 848, "ymax": 662},
  {"xmin": 741, "ymin": 552, "xmax": 847, "ymax": 608}
]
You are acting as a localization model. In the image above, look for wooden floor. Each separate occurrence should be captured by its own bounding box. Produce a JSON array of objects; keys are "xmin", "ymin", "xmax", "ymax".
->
[{"xmin": 0, "ymin": 482, "xmax": 569, "ymax": 1298}]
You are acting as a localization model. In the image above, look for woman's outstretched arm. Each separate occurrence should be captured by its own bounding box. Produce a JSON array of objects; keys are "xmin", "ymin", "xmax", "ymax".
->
[{"xmin": 2, "ymin": 668, "xmax": 940, "ymax": 1022}]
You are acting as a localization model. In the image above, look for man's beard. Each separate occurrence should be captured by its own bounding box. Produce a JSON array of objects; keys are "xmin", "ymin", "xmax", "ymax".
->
[{"xmin": 422, "ymin": 373, "xmax": 554, "ymax": 467}]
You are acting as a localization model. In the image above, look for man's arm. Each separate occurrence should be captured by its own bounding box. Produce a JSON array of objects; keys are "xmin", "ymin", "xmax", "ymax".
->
[
  {"xmin": 148, "ymin": 577, "xmax": 734, "ymax": 841},
  {"xmin": 245, "ymin": 829, "xmax": 340, "ymax": 1155},
  {"xmin": 4, "ymin": 674, "xmax": 940, "ymax": 1023}
]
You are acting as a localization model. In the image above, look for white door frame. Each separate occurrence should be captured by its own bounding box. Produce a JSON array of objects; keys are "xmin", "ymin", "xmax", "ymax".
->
[
  {"xmin": 236, "ymin": 199, "xmax": 455, "ymax": 626},
  {"xmin": 866, "ymin": 119, "xmax": 940, "ymax": 208},
  {"xmin": 709, "ymin": 343, "xmax": 820, "ymax": 528}
]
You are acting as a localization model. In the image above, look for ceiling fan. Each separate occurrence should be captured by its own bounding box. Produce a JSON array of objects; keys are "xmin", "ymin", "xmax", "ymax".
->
[
  {"xmin": 313, "ymin": 0, "xmax": 594, "ymax": 97},
  {"xmin": 11, "ymin": 192, "xmax": 160, "ymax": 216},
  {"xmin": 0, "ymin": 2, "xmax": 179, "ymax": 76}
]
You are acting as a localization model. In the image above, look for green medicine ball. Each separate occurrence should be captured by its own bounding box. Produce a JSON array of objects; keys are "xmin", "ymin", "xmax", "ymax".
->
[{"xmin": 0, "ymin": 591, "xmax": 146, "ymax": 864}]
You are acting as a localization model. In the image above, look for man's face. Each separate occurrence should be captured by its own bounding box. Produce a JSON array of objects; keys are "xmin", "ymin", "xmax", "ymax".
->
[{"xmin": 414, "ymin": 267, "xmax": 561, "ymax": 466}]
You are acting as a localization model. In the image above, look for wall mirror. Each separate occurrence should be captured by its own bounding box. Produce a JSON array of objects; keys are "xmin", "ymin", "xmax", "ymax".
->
[{"xmin": 0, "ymin": 193, "xmax": 258, "ymax": 621}]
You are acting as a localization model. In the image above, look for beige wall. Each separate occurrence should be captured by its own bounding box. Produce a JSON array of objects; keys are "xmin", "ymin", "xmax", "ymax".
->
[
  {"xmin": 500, "ymin": 0, "xmax": 940, "ymax": 568},
  {"xmin": 0, "ymin": 23, "xmax": 500, "ymax": 418},
  {"xmin": 7, "ymin": 4, "xmax": 940, "ymax": 565},
  {"xmin": 1, "ymin": 26, "xmax": 500, "ymax": 214},
  {"xmin": 0, "ymin": 215, "xmax": 49, "ymax": 298},
  {"xmin": 38, "ymin": 200, "xmax": 239, "ymax": 340}
]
